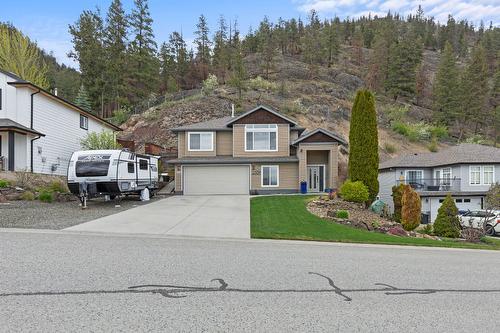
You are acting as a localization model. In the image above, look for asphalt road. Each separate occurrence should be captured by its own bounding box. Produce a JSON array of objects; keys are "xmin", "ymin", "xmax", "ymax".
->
[{"xmin": 1, "ymin": 230, "xmax": 500, "ymax": 332}]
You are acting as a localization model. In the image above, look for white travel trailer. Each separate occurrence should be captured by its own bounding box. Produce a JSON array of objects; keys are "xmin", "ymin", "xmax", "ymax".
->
[{"xmin": 67, "ymin": 149, "xmax": 159, "ymax": 205}]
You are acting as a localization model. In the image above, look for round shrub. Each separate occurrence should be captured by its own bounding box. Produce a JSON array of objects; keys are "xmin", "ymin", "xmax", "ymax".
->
[
  {"xmin": 336, "ymin": 210, "xmax": 349, "ymax": 219},
  {"xmin": 20, "ymin": 191, "xmax": 35, "ymax": 201},
  {"xmin": 38, "ymin": 190, "xmax": 54, "ymax": 203},
  {"xmin": 339, "ymin": 180, "xmax": 369, "ymax": 203},
  {"xmin": 401, "ymin": 186, "xmax": 421, "ymax": 231},
  {"xmin": 0, "ymin": 179, "xmax": 10, "ymax": 188},
  {"xmin": 49, "ymin": 180, "xmax": 68, "ymax": 193},
  {"xmin": 433, "ymin": 195, "xmax": 460, "ymax": 238}
]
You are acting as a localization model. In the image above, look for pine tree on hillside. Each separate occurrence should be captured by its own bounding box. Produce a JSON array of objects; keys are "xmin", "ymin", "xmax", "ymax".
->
[
  {"xmin": 366, "ymin": 34, "xmax": 389, "ymax": 92},
  {"xmin": 194, "ymin": 14, "xmax": 211, "ymax": 80},
  {"xmin": 432, "ymin": 42, "xmax": 460, "ymax": 125},
  {"xmin": 69, "ymin": 10, "xmax": 106, "ymax": 114},
  {"xmin": 322, "ymin": 19, "xmax": 340, "ymax": 67},
  {"xmin": 0, "ymin": 23, "xmax": 49, "ymax": 89},
  {"xmin": 103, "ymin": 0, "xmax": 128, "ymax": 111},
  {"xmin": 458, "ymin": 44, "xmax": 489, "ymax": 138},
  {"xmin": 128, "ymin": 0, "xmax": 159, "ymax": 103},
  {"xmin": 212, "ymin": 15, "xmax": 229, "ymax": 82},
  {"xmin": 74, "ymin": 85, "xmax": 93, "ymax": 112},
  {"xmin": 228, "ymin": 36, "xmax": 246, "ymax": 100},
  {"xmin": 158, "ymin": 42, "xmax": 177, "ymax": 93},
  {"xmin": 168, "ymin": 31, "xmax": 189, "ymax": 89},
  {"xmin": 385, "ymin": 35, "xmax": 423, "ymax": 100},
  {"xmin": 348, "ymin": 89, "xmax": 379, "ymax": 203},
  {"xmin": 257, "ymin": 16, "xmax": 276, "ymax": 79}
]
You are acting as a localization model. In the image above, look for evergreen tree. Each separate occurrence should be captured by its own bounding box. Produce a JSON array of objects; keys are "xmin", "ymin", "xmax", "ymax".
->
[
  {"xmin": 212, "ymin": 15, "xmax": 229, "ymax": 82},
  {"xmin": 257, "ymin": 16, "xmax": 276, "ymax": 79},
  {"xmin": 366, "ymin": 34, "xmax": 389, "ymax": 92},
  {"xmin": 0, "ymin": 23, "xmax": 49, "ymax": 88},
  {"xmin": 103, "ymin": 0, "xmax": 128, "ymax": 112},
  {"xmin": 194, "ymin": 14, "xmax": 211, "ymax": 79},
  {"xmin": 433, "ymin": 195, "xmax": 461, "ymax": 238},
  {"xmin": 348, "ymin": 89, "xmax": 379, "ymax": 202},
  {"xmin": 385, "ymin": 35, "xmax": 423, "ymax": 100},
  {"xmin": 228, "ymin": 36, "xmax": 246, "ymax": 100},
  {"xmin": 168, "ymin": 31, "xmax": 189, "ymax": 89},
  {"xmin": 128, "ymin": 0, "xmax": 159, "ymax": 102},
  {"xmin": 323, "ymin": 19, "xmax": 340, "ymax": 66},
  {"xmin": 302, "ymin": 9, "xmax": 323, "ymax": 71},
  {"xmin": 432, "ymin": 42, "xmax": 460, "ymax": 125},
  {"xmin": 158, "ymin": 41, "xmax": 177, "ymax": 93},
  {"xmin": 74, "ymin": 85, "xmax": 93, "ymax": 112},
  {"xmin": 458, "ymin": 45, "xmax": 489, "ymax": 137},
  {"xmin": 69, "ymin": 10, "xmax": 106, "ymax": 113}
]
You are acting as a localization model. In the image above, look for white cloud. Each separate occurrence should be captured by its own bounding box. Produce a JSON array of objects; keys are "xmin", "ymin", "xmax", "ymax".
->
[{"xmin": 294, "ymin": 0, "xmax": 500, "ymax": 26}]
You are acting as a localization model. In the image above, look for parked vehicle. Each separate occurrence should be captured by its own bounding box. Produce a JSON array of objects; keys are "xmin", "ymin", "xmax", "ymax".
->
[
  {"xmin": 67, "ymin": 149, "xmax": 159, "ymax": 206},
  {"xmin": 459, "ymin": 210, "xmax": 500, "ymax": 236}
]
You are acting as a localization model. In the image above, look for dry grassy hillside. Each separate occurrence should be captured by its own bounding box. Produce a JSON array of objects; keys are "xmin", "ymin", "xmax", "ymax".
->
[{"xmin": 119, "ymin": 46, "xmax": 451, "ymax": 176}]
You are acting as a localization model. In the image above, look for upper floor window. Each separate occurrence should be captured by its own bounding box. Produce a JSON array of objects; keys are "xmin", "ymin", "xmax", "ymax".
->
[
  {"xmin": 483, "ymin": 166, "xmax": 494, "ymax": 185},
  {"xmin": 80, "ymin": 115, "xmax": 88, "ymax": 130},
  {"xmin": 469, "ymin": 166, "xmax": 481, "ymax": 185},
  {"xmin": 188, "ymin": 132, "xmax": 213, "ymax": 151},
  {"xmin": 245, "ymin": 124, "xmax": 277, "ymax": 151}
]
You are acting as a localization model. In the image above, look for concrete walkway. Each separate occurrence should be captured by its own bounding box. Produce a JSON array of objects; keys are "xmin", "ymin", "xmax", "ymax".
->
[{"xmin": 65, "ymin": 195, "xmax": 250, "ymax": 239}]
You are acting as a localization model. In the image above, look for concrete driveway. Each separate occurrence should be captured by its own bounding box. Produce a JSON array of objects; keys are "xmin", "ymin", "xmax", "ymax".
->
[{"xmin": 65, "ymin": 195, "xmax": 250, "ymax": 239}]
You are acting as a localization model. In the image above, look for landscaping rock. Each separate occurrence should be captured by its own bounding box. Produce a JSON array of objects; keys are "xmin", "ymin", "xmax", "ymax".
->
[
  {"xmin": 0, "ymin": 193, "xmax": 7, "ymax": 203},
  {"xmin": 387, "ymin": 226, "xmax": 409, "ymax": 237}
]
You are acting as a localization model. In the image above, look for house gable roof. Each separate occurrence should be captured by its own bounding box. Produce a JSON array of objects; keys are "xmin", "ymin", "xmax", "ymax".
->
[
  {"xmin": 171, "ymin": 116, "xmax": 234, "ymax": 132},
  {"xmin": 226, "ymin": 105, "xmax": 298, "ymax": 127},
  {"xmin": 379, "ymin": 144, "xmax": 500, "ymax": 170},
  {"xmin": 292, "ymin": 128, "xmax": 348, "ymax": 146}
]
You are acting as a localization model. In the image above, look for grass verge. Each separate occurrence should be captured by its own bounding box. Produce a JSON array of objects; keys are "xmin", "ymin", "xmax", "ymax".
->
[{"xmin": 250, "ymin": 195, "xmax": 500, "ymax": 250}]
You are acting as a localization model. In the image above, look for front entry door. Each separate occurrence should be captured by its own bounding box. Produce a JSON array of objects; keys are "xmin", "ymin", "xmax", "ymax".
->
[{"xmin": 308, "ymin": 166, "xmax": 320, "ymax": 192}]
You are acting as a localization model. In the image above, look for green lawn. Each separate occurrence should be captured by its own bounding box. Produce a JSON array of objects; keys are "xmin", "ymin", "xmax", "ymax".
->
[{"xmin": 250, "ymin": 195, "xmax": 500, "ymax": 250}]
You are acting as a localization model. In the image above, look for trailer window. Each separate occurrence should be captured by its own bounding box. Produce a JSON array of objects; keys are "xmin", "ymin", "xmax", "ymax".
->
[
  {"xmin": 75, "ymin": 160, "xmax": 110, "ymax": 177},
  {"xmin": 128, "ymin": 162, "xmax": 135, "ymax": 173},
  {"xmin": 139, "ymin": 159, "xmax": 148, "ymax": 170}
]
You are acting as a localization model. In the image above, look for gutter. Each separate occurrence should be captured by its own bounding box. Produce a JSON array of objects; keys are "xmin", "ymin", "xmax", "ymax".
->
[{"xmin": 30, "ymin": 89, "xmax": 41, "ymax": 173}]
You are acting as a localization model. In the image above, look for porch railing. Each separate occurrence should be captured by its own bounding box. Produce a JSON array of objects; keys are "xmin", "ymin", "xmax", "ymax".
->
[{"xmin": 396, "ymin": 178, "xmax": 461, "ymax": 192}]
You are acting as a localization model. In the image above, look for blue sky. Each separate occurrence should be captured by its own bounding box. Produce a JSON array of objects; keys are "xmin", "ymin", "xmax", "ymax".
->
[{"xmin": 1, "ymin": 0, "xmax": 499, "ymax": 69}]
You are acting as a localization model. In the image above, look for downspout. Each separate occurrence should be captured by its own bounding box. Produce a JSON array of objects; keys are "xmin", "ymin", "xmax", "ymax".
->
[{"xmin": 30, "ymin": 90, "xmax": 41, "ymax": 173}]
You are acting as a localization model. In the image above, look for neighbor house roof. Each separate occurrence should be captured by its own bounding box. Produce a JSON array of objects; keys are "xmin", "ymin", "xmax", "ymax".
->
[
  {"xmin": 292, "ymin": 128, "xmax": 348, "ymax": 146},
  {"xmin": 379, "ymin": 144, "xmax": 500, "ymax": 170},
  {"xmin": 0, "ymin": 118, "xmax": 45, "ymax": 136},
  {"xmin": 0, "ymin": 68, "xmax": 122, "ymax": 131},
  {"xmin": 168, "ymin": 156, "xmax": 299, "ymax": 164}
]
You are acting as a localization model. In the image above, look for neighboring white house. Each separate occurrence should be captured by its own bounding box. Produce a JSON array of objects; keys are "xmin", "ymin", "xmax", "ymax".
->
[
  {"xmin": 378, "ymin": 144, "xmax": 500, "ymax": 223},
  {"xmin": 0, "ymin": 69, "xmax": 121, "ymax": 176}
]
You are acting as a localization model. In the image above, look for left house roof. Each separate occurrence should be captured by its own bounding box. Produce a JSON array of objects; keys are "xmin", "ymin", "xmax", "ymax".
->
[
  {"xmin": 0, "ymin": 118, "xmax": 45, "ymax": 136},
  {"xmin": 0, "ymin": 68, "xmax": 122, "ymax": 131}
]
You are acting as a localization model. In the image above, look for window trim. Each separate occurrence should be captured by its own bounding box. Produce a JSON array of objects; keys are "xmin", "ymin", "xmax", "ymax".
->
[
  {"xmin": 469, "ymin": 165, "xmax": 495, "ymax": 186},
  {"xmin": 80, "ymin": 114, "xmax": 88, "ymax": 130},
  {"xmin": 405, "ymin": 169, "xmax": 424, "ymax": 182},
  {"xmin": 482, "ymin": 165, "xmax": 495, "ymax": 185},
  {"xmin": 244, "ymin": 124, "xmax": 278, "ymax": 152},
  {"xmin": 187, "ymin": 132, "xmax": 214, "ymax": 152},
  {"xmin": 261, "ymin": 165, "xmax": 279, "ymax": 187}
]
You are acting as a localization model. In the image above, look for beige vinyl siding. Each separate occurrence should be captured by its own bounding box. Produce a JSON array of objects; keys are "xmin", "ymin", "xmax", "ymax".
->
[
  {"xmin": 175, "ymin": 165, "xmax": 182, "ymax": 192},
  {"xmin": 233, "ymin": 124, "xmax": 290, "ymax": 157},
  {"xmin": 216, "ymin": 131, "xmax": 233, "ymax": 156},
  {"xmin": 251, "ymin": 162, "xmax": 299, "ymax": 190},
  {"xmin": 307, "ymin": 150, "xmax": 328, "ymax": 164},
  {"xmin": 179, "ymin": 131, "xmax": 217, "ymax": 157}
]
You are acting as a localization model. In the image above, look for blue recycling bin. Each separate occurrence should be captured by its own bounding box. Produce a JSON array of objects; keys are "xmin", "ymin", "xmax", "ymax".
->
[{"xmin": 300, "ymin": 181, "xmax": 307, "ymax": 194}]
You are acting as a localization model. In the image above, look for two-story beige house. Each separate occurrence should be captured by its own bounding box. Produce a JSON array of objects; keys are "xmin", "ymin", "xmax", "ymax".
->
[{"xmin": 168, "ymin": 105, "xmax": 347, "ymax": 195}]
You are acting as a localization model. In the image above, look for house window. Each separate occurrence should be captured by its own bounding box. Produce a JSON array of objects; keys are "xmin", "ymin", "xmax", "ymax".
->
[
  {"xmin": 455, "ymin": 199, "xmax": 463, "ymax": 203},
  {"xmin": 139, "ymin": 159, "xmax": 148, "ymax": 170},
  {"xmin": 483, "ymin": 166, "xmax": 494, "ymax": 185},
  {"xmin": 469, "ymin": 166, "xmax": 481, "ymax": 185},
  {"xmin": 442, "ymin": 167, "xmax": 451, "ymax": 185},
  {"xmin": 464, "ymin": 198, "xmax": 471, "ymax": 203},
  {"xmin": 245, "ymin": 124, "xmax": 277, "ymax": 151},
  {"xmin": 188, "ymin": 132, "xmax": 213, "ymax": 151},
  {"xmin": 261, "ymin": 165, "xmax": 279, "ymax": 187},
  {"xmin": 127, "ymin": 162, "xmax": 135, "ymax": 173},
  {"xmin": 439, "ymin": 199, "xmax": 444, "ymax": 203},
  {"xmin": 80, "ymin": 115, "xmax": 88, "ymax": 130},
  {"xmin": 405, "ymin": 170, "xmax": 423, "ymax": 186}
]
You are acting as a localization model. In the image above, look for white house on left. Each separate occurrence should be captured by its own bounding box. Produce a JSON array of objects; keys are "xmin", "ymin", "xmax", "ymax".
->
[{"xmin": 0, "ymin": 69, "xmax": 121, "ymax": 175}]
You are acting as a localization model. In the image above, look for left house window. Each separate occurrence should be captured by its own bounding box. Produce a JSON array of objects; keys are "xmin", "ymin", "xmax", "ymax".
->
[
  {"xmin": 80, "ymin": 115, "xmax": 88, "ymax": 130},
  {"xmin": 188, "ymin": 132, "xmax": 213, "ymax": 151}
]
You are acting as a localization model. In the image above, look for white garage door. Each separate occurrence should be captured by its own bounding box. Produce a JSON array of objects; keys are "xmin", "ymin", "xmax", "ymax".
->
[{"xmin": 183, "ymin": 165, "xmax": 250, "ymax": 195}]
